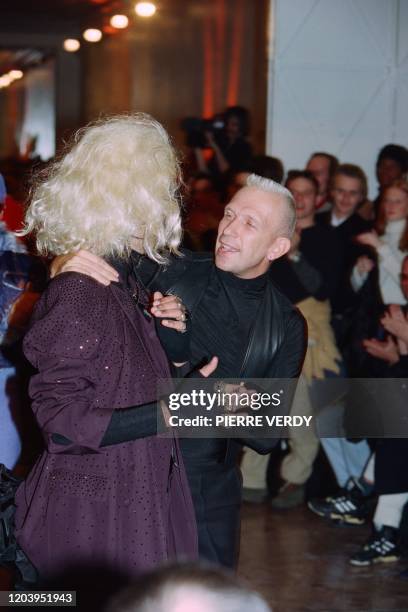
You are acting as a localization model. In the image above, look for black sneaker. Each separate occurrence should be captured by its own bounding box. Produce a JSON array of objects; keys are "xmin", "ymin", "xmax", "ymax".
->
[
  {"xmin": 350, "ymin": 525, "xmax": 400, "ymax": 566},
  {"xmin": 308, "ymin": 480, "xmax": 370, "ymax": 525}
]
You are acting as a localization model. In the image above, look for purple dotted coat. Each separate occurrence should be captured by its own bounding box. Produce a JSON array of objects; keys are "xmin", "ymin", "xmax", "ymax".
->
[{"xmin": 14, "ymin": 272, "xmax": 197, "ymax": 578}]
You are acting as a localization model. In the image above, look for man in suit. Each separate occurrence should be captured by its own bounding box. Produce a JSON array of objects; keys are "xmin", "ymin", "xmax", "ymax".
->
[
  {"xmin": 316, "ymin": 163, "xmax": 372, "ymax": 347},
  {"xmin": 52, "ymin": 174, "xmax": 307, "ymax": 568}
]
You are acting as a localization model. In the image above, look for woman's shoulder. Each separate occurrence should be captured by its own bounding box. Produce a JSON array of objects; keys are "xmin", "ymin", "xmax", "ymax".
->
[
  {"xmin": 47, "ymin": 271, "xmax": 108, "ymax": 297},
  {"xmin": 26, "ymin": 273, "xmax": 111, "ymax": 359},
  {"xmin": 38, "ymin": 272, "xmax": 110, "ymax": 320}
]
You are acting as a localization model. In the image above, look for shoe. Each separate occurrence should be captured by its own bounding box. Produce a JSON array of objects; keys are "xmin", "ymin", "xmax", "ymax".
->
[
  {"xmin": 270, "ymin": 482, "xmax": 305, "ymax": 509},
  {"xmin": 242, "ymin": 487, "xmax": 268, "ymax": 504},
  {"xmin": 350, "ymin": 525, "xmax": 400, "ymax": 566},
  {"xmin": 307, "ymin": 479, "xmax": 372, "ymax": 525}
]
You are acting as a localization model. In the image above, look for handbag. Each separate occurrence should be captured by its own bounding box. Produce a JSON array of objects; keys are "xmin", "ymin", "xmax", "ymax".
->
[{"xmin": 0, "ymin": 464, "xmax": 37, "ymax": 587}]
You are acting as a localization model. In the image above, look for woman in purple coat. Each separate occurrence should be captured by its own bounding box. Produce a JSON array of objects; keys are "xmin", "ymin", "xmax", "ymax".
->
[{"xmin": 14, "ymin": 114, "xmax": 199, "ymax": 580}]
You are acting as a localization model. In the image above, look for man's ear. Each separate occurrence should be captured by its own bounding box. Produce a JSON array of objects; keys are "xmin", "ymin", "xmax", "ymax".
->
[{"xmin": 267, "ymin": 236, "xmax": 291, "ymax": 262}]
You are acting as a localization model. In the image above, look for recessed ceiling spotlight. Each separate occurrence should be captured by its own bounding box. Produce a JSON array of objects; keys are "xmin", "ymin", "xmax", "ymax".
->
[
  {"xmin": 8, "ymin": 70, "xmax": 24, "ymax": 80},
  {"xmin": 63, "ymin": 39, "xmax": 81, "ymax": 52},
  {"xmin": 83, "ymin": 28, "xmax": 103, "ymax": 42},
  {"xmin": 0, "ymin": 75, "xmax": 12, "ymax": 88},
  {"xmin": 110, "ymin": 14, "xmax": 129, "ymax": 29},
  {"xmin": 135, "ymin": 2, "xmax": 156, "ymax": 18}
]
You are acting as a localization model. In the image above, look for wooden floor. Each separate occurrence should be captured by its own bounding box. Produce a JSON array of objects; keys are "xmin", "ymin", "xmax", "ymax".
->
[
  {"xmin": 1, "ymin": 503, "xmax": 407, "ymax": 611},
  {"xmin": 238, "ymin": 502, "xmax": 408, "ymax": 612}
]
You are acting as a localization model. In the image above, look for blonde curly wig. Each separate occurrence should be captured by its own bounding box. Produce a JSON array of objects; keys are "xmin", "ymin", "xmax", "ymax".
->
[{"xmin": 22, "ymin": 113, "xmax": 182, "ymax": 262}]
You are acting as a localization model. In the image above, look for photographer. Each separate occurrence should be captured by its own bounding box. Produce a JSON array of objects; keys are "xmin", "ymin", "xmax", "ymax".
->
[{"xmin": 192, "ymin": 106, "xmax": 253, "ymax": 180}]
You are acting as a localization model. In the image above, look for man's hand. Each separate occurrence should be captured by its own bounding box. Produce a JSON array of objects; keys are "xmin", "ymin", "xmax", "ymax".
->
[
  {"xmin": 381, "ymin": 305, "xmax": 408, "ymax": 345},
  {"xmin": 50, "ymin": 250, "xmax": 118, "ymax": 286},
  {"xmin": 150, "ymin": 292, "xmax": 188, "ymax": 332},
  {"xmin": 362, "ymin": 336, "xmax": 399, "ymax": 364},
  {"xmin": 213, "ymin": 381, "xmax": 257, "ymax": 413},
  {"xmin": 161, "ymin": 357, "xmax": 219, "ymax": 426},
  {"xmin": 199, "ymin": 356, "xmax": 218, "ymax": 377}
]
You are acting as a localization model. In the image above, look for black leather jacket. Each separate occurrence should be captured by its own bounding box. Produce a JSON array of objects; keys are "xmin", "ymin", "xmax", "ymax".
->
[
  {"xmin": 144, "ymin": 250, "xmax": 307, "ymax": 457},
  {"xmin": 146, "ymin": 250, "xmax": 307, "ymax": 379}
]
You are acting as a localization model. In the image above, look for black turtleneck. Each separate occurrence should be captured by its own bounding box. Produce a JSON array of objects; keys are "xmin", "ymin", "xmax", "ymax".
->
[
  {"xmin": 189, "ymin": 267, "xmax": 267, "ymax": 377},
  {"xmin": 128, "ymin": 250, "xmax": 268, "ymax": 375}
]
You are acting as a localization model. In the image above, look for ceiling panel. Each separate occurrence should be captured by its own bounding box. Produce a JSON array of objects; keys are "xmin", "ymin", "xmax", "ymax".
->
[{"xmin": 0, "ymin": 0, "xmax": 124, "ymax": 34}]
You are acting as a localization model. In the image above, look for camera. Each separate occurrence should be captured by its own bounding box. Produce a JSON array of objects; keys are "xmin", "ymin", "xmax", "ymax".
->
[{"xmin": 180, "ymin": 114, "xmax": 225, "ymax": 148}]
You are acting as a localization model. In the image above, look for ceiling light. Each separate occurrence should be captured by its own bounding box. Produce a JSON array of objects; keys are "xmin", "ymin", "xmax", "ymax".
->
[
  {"xmin": 135, "ymin": 2, "xmax": 156, "ymax": 18},
  {"xmin": 83, "ymin": 28, "xmax": 103, "ymax": 42},
  {"xmin": 63, "ymin": 39, "xmax": 81, "ymax": 52},
  {"xmin": 8, "ymin": 70, "xmax": 23, "ymax": 80},
  {"xmin": 110, "ymin": 14, "xmax": 129, "ymax": 29},
  {"xmin": 0, "ymin": 75, "xmax": 12, "ymax": 88}
]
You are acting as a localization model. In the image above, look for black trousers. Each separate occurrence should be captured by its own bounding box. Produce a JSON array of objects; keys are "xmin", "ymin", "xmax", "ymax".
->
[
  {"xmin": 185, "ymin": 462, "xmax": 242, "ymax": 569},
  {"xmin": 375, "ymin": 438, "xmax": 408, "ymax": 495}
]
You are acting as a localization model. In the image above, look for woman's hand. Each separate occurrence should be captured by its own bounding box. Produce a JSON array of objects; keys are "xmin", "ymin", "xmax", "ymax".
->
[
  {"xmin": 150, "ymin": 292, "xmax": 188, "ymax": 333},
  {"xmin": 355, "ymin": 255, "xmax": 375, "ymax": 275},
  {"xmin": 362, "ymin": 336, "xmax": 399, "ymax": 364},
  {"xmin": 204, "ymin": 130, "xmax": 216, "ymax": 149},
  {"xmin": 356, "ymin": 231, "xmax": 382, "ymax": 250},
  {"xmin": 50, "ymin": 250, "xmax": 118, "ymax": 285},
  {"xmin": 199, "ymin": 356, "xmax": 219, "ymax": 377},
  {"xmin": 381, "ymin": 305, "xmax": 408, "ymax": 344}
]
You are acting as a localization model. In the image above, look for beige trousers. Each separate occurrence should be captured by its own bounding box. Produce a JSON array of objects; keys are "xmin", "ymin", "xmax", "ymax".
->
[
  {"xmin": 241, "ymin": 376, "xmax": 319, "ymax": 489},
  {"xmin": 241, "ymin": 447, "xmax": 269, "ymax": 490},
  {"xmin": 280, "ymin": 375, "xmax": 319, "ymax": 484}
]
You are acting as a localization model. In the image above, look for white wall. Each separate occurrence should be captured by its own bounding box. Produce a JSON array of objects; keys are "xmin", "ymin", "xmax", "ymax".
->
[
  {"xmin": 19, "ymin": 59, "xmax": 55, "ymax": 160},
  {"xmin": 0, "ymin": 31, "xmax": 82, "ymax": 152},
  {"xmin": 267, "ymin": 0, "xmax": 408, "ymax": 198}
]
